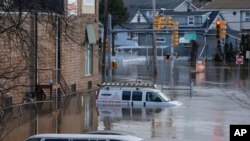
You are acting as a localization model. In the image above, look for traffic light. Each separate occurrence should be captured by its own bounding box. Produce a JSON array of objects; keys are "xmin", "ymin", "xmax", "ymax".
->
[
  {"xmin": 172, "ymin": 21, "xmax": 179, "ymax": 47},
  {"xmin": 220, "ymin": 20, "xmax": 227, "ymax": 39},
  {"xmin": 153, "ymin": 16, "xmax": 160, "ymax": 29},
  {"xmin": 159, "ymin": 16, "xmax": 165, "ymax": 29},
  {"xmin": 166, "ymin": 16, "xmax": 173, "ymax": 29},
  {"xmin": 216, "ymin": 20, "xmax": 221, "ymax": 39},
  {"xmin": 154, "ymin": 16, "xmax": 165, "ymax": 29}
]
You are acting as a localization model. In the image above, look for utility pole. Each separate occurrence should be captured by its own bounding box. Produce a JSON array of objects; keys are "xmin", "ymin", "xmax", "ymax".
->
[
  {"xmin": 107, "ymin": 14, "xmax": 112, "ymax": 82},
  {"xmin": 102, "ymin": 0, "xmax": 109, "ymax": 83},
  {"xmin": 152, "ymin": 0, "xmax": 157, "ymax": 84}
]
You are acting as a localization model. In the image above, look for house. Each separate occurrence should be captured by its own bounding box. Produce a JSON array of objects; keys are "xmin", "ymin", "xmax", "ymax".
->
[
  {"xmin": 203, "ymin": 0, "xmax": 250, "ymax": 33},
  {"xmin": 114, "ymin": 0, "xmax": 223, "ymax": 59},
  {"xmin": 202, "ymin": 0, "xmax": 250, "ymax": 53},
  {"xmin": 0, "ymin": 0, "xmax": 99, "ymax": 105},
  {"xmin": 120, "ymin": 0, "xmax": 198, "ymax": 40}
]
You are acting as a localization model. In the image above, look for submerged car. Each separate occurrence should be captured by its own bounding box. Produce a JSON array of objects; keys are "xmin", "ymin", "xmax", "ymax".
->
[{"xmin": 96, "ymin": 82, "xmax": 182, "ymax": 107}]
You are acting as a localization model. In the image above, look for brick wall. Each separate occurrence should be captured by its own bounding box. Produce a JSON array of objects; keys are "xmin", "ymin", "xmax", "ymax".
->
[{"xmin": 0, "ymin": 0, "xmax": 100, "ymax": 104}]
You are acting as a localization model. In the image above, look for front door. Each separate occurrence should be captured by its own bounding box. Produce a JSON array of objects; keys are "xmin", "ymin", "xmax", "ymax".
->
[{"xmin": 145, "ymin": 91, "xmax": 163, "ymax": 106}]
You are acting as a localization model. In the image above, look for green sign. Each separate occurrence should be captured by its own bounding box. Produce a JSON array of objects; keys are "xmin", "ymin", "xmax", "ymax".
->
[{"xmin": 184, "ymin": 33, "xmax": 197, "ymax": 40}]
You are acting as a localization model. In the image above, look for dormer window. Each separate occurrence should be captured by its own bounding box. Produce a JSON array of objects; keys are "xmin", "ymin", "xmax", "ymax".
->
[
  {"xmin": 246, "ymin": 11, "xmax": 250, "ymax": 21},
  {"xmin": 148, "ymin": 11, "xmax": 153, "ymax": 18},
  {"xmin": 188, "ymin": 16, "xmax": 194, "ymax": 25}
]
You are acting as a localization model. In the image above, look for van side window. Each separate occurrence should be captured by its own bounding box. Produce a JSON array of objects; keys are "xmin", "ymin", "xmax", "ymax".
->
[
  {"xmin": 146, "ymin": 92, "xmax": 162, "ymax": 102},
  {"xmin": 132, "ymin": 91, "xmax": 142, "ymax": 101},
  {"xmin": 72, "ymin": 139, "xmax": 88, "ymax": 141},
  {"xmin": 122, "ymin": 91, "xmax": 131, "ymax": 100}
]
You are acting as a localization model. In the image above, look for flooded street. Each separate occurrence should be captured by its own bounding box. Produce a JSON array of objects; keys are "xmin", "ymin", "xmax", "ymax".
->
[
  {"xmin": 1, "ymin": 61, "xmax": 250, "ymax": 141},
  {"xmin": 98, "ymin": 60, "xmax": 250, "ymax": 141}
]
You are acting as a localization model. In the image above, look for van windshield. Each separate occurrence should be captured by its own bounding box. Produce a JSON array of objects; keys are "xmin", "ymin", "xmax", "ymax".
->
[{"xmin": 156, "ymin": 91, "xmax": 170, "ymax": 102}]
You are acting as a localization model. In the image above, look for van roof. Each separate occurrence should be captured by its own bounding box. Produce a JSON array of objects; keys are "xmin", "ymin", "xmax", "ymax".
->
[
  {"xmin": 26, "ymin": 133, "xmax": 143, "ymax": 141},
  {"xmin": 100, "ymin": 86, "xmax": 161, "ymax": 92},
  {"xmin": 101, "ymin": 82, "xmax": 157, "ymax": 89}
]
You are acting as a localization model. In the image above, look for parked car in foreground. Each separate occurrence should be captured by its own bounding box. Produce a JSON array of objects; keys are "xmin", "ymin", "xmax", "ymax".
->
[{"xmin": 24, "ymin": 131, "xmax": 144, "ymax": 141}]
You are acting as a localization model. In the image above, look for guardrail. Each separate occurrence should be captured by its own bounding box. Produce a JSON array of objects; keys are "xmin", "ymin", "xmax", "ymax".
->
[{"xmin": 161, "ymin": 80, "xmax": 194, "ymax": 96}]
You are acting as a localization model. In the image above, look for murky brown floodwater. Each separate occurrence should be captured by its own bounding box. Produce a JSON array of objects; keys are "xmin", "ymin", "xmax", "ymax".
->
[{"xmin": 1, "ymin": 61, "xmax": 250, "ymax": 141}]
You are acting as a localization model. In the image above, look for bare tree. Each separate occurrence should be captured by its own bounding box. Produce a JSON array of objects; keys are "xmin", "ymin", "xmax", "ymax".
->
[{"xmin": 0, "ymin": 0, "xmax": 84, "ymax": 106}]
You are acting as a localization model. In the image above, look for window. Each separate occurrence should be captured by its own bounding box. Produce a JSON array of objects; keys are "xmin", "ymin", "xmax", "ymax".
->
[
  {"xmin": 72, "ymin": 140, "xmax": 88, "ymax": 141},
  {"xmin": 246, "ymin": 11, "xmax": 250, "ymax": 21},
  {"xmin": 71, "ymin": 84, "xmax": 76, "ymax": 94},
  {"xmin": 147, "ymin": 11, "xmax": 153, "ymax": 18},
  {"xmin": 188, "ymin": 16, "xmax": 194, "ymax": 25},
  {"xmin": 146, "ymin": 92, "xmax": 162, "ymax": 102},
  {"xmin": 132, "ymin": 91, "xmax": 142, "ymax": 101},
  {"xmin": 82, "ymin": 0, "xmax": 95, "ymax": 14},
  {"xmin": 156, "ymin": 37, "xmax": 166, "ymax": 43},
  {"xmin": 85, "ymin": 44, "xmax": 93, "ymax": 75},
  {"xmin": 122, "ymin": 91, "xmax": 131, "ymax": 100}
]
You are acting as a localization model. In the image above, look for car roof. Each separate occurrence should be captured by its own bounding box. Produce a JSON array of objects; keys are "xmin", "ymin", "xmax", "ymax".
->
[
  {"xmin": 26, "ymin": 133, "xmax": 143, "ymax": 141},
  {"xmin": 86, "ymin": 130, "xmax": 138, "ymax": 136}
]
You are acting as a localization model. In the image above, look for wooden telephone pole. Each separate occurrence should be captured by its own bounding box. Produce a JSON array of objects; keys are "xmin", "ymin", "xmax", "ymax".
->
[{"xmin": 152, "ymin": 0, "xmax": 157, "ymax": 84}]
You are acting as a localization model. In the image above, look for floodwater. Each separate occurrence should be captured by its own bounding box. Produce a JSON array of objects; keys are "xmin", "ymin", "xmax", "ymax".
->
[{"xmin": 0, "ymin": 60, "xmax": 250, "ymax": 141}]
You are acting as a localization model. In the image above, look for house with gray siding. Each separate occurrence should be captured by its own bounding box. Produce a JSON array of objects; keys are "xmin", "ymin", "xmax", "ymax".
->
[
  {"xmin": 114, "ymin": 0, "xmax": 242, "ymax": 60},
  {"xmin": 203, "ymin": 0, "xmax": 250, "ymax": 53}
]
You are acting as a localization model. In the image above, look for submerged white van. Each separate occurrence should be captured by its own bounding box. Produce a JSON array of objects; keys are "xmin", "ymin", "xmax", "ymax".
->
[{"xmin": 96, "ymin": 82, "xmax": 182, "ymax": 107}]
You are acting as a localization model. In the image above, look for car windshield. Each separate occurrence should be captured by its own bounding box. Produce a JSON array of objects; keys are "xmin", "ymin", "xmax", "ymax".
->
[
  {"xmin": 156, "ymin": 91, "xmax": 170, "ymax": 102},
  {"xmin": 26, "ymin": 138, "xmax": 41, "ymax": 141}
]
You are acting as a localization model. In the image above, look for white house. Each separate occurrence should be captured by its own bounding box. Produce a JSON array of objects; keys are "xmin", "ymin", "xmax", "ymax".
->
[{"xmin": 203, "ymin": 0, "xmax": 250, "ymax": 33}]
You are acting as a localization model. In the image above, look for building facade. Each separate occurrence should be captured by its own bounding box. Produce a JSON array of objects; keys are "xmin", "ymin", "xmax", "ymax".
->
[{"xmin": 0, "ymin": 0, "xmax": 99, "ymax": 106}]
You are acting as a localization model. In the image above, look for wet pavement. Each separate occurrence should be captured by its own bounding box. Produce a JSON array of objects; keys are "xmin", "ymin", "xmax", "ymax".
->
[{"xmin": 0, "ymin": 61, "xmax": 250, "ymax": 141}]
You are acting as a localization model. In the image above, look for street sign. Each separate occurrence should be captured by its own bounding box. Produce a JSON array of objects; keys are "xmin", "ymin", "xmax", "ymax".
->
[
  {"xmin": 184, "ymin": 33, "xmax": 197, "ymax": 40},
  {"xmin": 179, "ymin": 37, "xmax": 190, "ymax": 43},
  {"xmin": 236, "ymin": 55, "xmax": 244, "ymax": 65}
]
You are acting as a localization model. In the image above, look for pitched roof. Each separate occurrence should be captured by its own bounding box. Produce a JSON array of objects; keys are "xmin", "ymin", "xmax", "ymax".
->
[
  {"xmin": 123, "ymin": 0, "xmax": 186, "ymax": 9},
  {"xmin": 202, "ymin": 11, "xmax": 220, "ymax": 28},
  {"xmin": 204, "ymin": 0, "xmax": 250, "ymax": 9}
]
